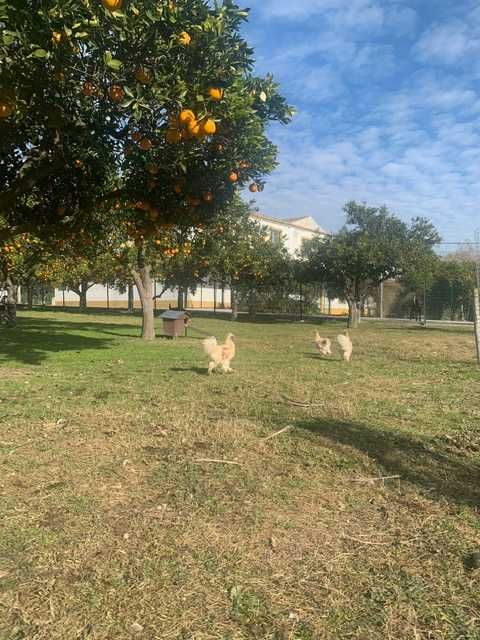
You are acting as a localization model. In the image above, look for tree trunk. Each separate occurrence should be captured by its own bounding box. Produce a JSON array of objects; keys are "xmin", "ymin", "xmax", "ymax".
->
[
  {"xmin": 26, "ymin": 284, "xmax": 33, "ymax": 310},
  {"xmin": 79, "ymin": 280, "xmax": 88, "ymax": 311},
  {"xmin": 5, "ymin": 276, "xmax": 17, "ymax": 327},
  {"xmin": 231, "ymin": 288, "xmax": 239, "ymax": 321},
  {"xmin": 132, "ymin": 264, "xmax": 155, "ymax": 341},
  {"xmin": 177, "ymin": 287, "xmax": 184, "ymax": 310},
  {"xmin": 220, "ymin": 284, "xmax": 225, "ymax": 309},
  {"xmin": 347, "ymin": 298, "xmax": 360, "ymax": 329},
  {"xmin": 248, "ymin": 289, "xmax": 257, "ymax": 320},
  {"xmin": 127, "ymin": 283, "xmax": 134, "ymax": 313}
]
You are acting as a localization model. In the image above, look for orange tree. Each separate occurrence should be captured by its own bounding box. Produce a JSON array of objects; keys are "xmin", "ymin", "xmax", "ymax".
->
[
  {"xmin": 193, "ymin": 197, "xmax": 293, "ymax": 319},
  {"xmin": 35, "ymin": 250, "xmax": 118, "ymax": 310},
  {"xmin": 1, "ymin": 0, "xmax": 292, "ymax": 339},
  {"xmin": 0, "ymin": 223, "xmax": 43, "ymax": 324}
]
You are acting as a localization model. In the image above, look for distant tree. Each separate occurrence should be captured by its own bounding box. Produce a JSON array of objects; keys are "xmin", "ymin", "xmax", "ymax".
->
[
  {"xmin": 301, "ymin": 201, "xmax": 441, "ymax": 327},
  {"xmin": 200, "ymin": 198, "xmax": 292, "ymax": 319},
  {"xmin": 0, "ymin": 227, "xmax": 43, "ymax": 325}
]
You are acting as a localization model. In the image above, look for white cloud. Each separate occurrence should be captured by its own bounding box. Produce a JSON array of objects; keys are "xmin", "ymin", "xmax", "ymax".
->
[{"xmin": 415, "ymin": 21, "xmax": 480, "ymax": 65}]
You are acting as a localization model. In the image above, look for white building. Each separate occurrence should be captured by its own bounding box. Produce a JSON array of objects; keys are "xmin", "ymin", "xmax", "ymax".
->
[{"xmin": 52, "ymin": 212, "xmax": 347, "ymax": 313}]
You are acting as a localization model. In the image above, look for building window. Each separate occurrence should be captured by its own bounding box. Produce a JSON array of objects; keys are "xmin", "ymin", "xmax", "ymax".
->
[{"xmin": 270, "ymin": 229, "xmax": 282, "ymax": 245}]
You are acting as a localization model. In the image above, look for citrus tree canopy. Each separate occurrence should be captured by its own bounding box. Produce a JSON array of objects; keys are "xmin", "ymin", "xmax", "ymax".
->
[{"xmin": 0, "ymin": 0, "xmax": 293, "ymax": 242}]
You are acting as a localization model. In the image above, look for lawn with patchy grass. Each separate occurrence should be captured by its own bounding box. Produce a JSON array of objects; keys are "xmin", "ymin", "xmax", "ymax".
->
[{"xmin": 1, "ymin": 310, "xmax": 479, "ymax": 640}]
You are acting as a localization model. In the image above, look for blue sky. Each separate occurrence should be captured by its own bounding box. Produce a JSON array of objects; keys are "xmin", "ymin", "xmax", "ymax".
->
[{"xmin": 240, "ymin": 0, "xmax": 480, "ymax": 241}]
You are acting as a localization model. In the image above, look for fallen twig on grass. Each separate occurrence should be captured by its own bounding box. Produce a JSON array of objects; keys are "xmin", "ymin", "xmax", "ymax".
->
[
  {"xmin": 280, "ymin": 395, "xmax": 322, "ymax": 408},
  {"xmin": 342, "ymin": 534, "xmax": 390, "ymax": 546},
  {"xmin": 193, "ymin": 458, "xmax": 241, "ymax": 466},
  {"xmin": 262, "ymin": 425, "xmax": 293, "ymax": 441},
  {"xmin": 350, "ymin": 475, "xmax": 401, "ymax": 483}
]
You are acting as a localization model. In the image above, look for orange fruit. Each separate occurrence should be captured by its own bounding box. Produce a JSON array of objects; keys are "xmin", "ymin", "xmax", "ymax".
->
[
  {"xmin": 249, "ymin": 183, "xmax": 258, "ymax": 193},
  {"xmin": 51, "ymin": 31, "xmax": 63, "ymax": 45},
  {"xmin": 179, "ymin": 109, "xmax": 195, "ymax": 126},
  {"xmin": 173, "ymin": 183, "xmax": 183, "ymax": 194},
  {"xmin": 0, "ymin": 99, "xmax": 14, "ymax": 119},
  {"xmin": 132, "ymin": 131, "xmax": 141, "ymax": 142},
  {"xmin": 135, "ymin": 67, "xmax": 151, "ymax": 85},
  {"xmin": 102, "ymin": 0, "xmax": 123, "ymax": 10},
  {"xmin": 186, "ymin": 195, "xmax": 201, "ymax": 207},
  {"xmin": 108, "ymin": 85, "xmax": 125, "ymax": 103},
  {"xmin": 74, "ymin": 159, "xmax": 83, "ymax": 168},
  {"xmin": 82, "ymin": 82, "xmax": 96, "ymax": 97},
  {"xmin": 203, "ymin": 192, "xmax": 214, "ymax": 203},
  {"xmin": 228, "ymin": 171, "xmax": 238, "ymax": 183},
  {"xmin": 139, "ymin": 138, "xmax": 153, "ymax": 151},
  {"xmin": 239, "ymin": 161, "xmax": 250, "ymax": 170},
  {"xmin": 201, "ymin": 118, "xmax": 216, "ymax": 135},
  {"xmin": 54, "ymin": 71, "xmax": 65, "ymax": 82},
  {"xmin": 146, "ymin": 162, "xmax": 159, "ymax": 175},
  {"xmin": 178, "ymin": 31, "xmax": 191, "ymax": 46},
  {"xmin": 155, "ymin": 239, "xmax": 162, "ymax": 246},
  {"xmin": 208, "ymin": 87, "xmax": 223, "ymax": 101},
  {"xmin": 165, "ymin": 128, "xmax": 182, "ymax": 144},
  {"xmin": 187, "ymin": 119, "xmax": 201, "ymax": 137}
]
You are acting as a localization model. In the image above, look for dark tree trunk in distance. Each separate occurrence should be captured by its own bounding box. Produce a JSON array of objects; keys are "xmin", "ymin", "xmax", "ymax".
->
[{"xmin": 231, "ymin": 288, "xmax": 239, "ymax": 321}]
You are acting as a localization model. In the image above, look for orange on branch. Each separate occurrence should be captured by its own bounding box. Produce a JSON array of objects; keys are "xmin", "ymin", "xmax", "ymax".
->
[
  {"xmin": 173, "ymin": 183, "xmax": 183, "ymax": 194},
  {"xmin": 208, "ymin": 87, "xmax": 223, "ymax": 102},
  {"xmin": 135, "ymin": 67, "xmax": 151, "ymax": 85},
  {"xmin": 139, "ymin": 138, "xmax": 153, "ymax": 151},
  {"xmin": 179, "ymin": 109, "xmax": 195, "ymax": 126},
  {"xmin": 228, "ymin": 171, "xmax": 238, "ymax": 183},
  {"xmin": 187, "ymin": 119, "xmax": 201, "ymax": 137},
  {"xmin": 201, "ymin": 118, "xmax": 216, "ymax": 136},
  {"xmin": 102, "ymin": 0, "xmax": 123, "ymax": 11},
  {"xmin": 146, "ymin": 162, "xmax": 159, "ymax": 175},
  {"xmin": 82, "ymin": 81, "xmax": 96, "ymax": 97},
  {"xmin": 203, "ymin": 192, "xmax": 214, "ymax": 203},
  {"xmin": 165, "ymin": 128, "xmax": 182, "ymax": 144},
  {"xmin": 131, "ymin": 131, "xmax": 141, "ymax": 142},
  {"xmin": 178, "ymin": 31, "xmax": 191, "ymax": 46},
  {"xmin": 249, "ymin": 183, "xmax": 258, "ymax": 193},
  {"xmin": 51, "ymin": 31, "xmax": 63, "ymax": 45},
  {"xmin": 0, "ymin": 99, "xmax": 14, "ymax": 119},
  {"xmin": 108, "ymin": 84, "xmax": 125, "ymax": 103}
]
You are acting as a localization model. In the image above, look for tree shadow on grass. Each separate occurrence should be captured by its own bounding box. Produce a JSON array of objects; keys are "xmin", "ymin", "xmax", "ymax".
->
[
  {"xmin": 0, "ymin": 317, "xmax": 116, "ymax": 366},
  {"xmin": 297, "ymin": 418, "xmax": 480, "ymax": 508},
  {"xmin": 170, "ymin": 366, "xmax": 207, "ymax": 375}
]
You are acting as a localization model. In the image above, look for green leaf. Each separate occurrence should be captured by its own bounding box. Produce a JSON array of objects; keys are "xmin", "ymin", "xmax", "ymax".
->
[
  {"xmin": 32, "ymin": 49, "xmax": 48, "ymax": 58},
  {"xmin": 106, "ymin": 58, "xmax": 123, "ymax": 70},
  {"xmin": 2, "ymin": 33, "xmax": 15, "ymax": 46}
]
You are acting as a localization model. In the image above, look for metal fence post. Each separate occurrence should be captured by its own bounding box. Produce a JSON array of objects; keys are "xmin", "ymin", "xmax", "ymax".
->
[
  {"xmin": 423, "ymin": 281, "xmax": 428, "ymax": 328},
  {"xmin": 474, "ymin": 230, "xmax": 480, "ymax": 365}
]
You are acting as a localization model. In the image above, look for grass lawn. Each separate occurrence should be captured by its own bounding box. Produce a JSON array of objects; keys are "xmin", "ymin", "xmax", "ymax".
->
[{"xmin": 1, "ymin": 310, "xmax": 479, "ymax": 640}]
